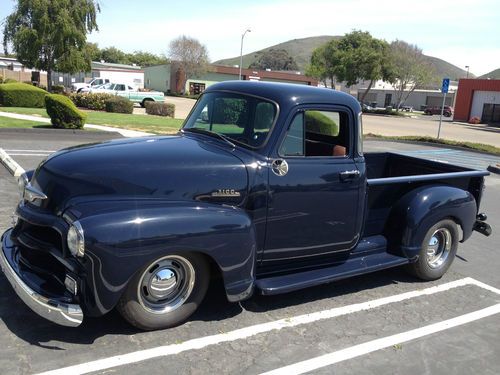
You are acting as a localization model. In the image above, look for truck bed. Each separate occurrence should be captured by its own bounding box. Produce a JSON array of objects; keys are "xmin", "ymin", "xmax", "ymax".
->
[{"xmin": 363, "ymin": 152, "xmax": 489, "ymax": 237}]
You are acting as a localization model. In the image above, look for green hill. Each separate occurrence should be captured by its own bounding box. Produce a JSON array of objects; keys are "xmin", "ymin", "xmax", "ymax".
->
[
  {"xmin": 214, "ymin": 35, "xmax": 339, "ymax": 71},
  {"xmin": 214, "ymin": 35, "xmax": 473, "ymax": 81},
  {"xmin": 479, "ymin": 68, "xmax": 500, "ymax": 79}
]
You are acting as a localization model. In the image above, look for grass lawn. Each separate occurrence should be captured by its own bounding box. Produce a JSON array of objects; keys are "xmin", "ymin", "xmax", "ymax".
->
[
  {"xmin": 0, "ymin": 117, "xmax": 49, "ymax": 129},
  {"xmin": 0, "ymin": 107, "xmax": 183, "ymax": 134}
]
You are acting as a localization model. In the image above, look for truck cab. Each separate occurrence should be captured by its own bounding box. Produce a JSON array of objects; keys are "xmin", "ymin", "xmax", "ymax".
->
[{"xmin": 0, "ymin": 81, "xmax": 491, "ymax": 331}]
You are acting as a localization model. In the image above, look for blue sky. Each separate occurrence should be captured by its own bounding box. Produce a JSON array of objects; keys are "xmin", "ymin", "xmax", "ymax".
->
[{"xmin": 1, "ymin": 0, "xmax": 499, "ymax": 75}]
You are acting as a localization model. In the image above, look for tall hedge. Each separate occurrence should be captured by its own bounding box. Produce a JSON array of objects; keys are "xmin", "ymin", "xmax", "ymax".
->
[
  {"xmin": 45, "ymin": 94, "xmax": 87, "ymax": 129},
  {"xmin": 0, "ymin": 82, "xmax": 47, "ymax": 107}
]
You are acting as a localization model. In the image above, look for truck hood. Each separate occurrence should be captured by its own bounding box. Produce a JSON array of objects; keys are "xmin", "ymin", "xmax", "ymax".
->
[{"xmin": 29, "ymin": 134, "xmax": 248, "ymax": 213}]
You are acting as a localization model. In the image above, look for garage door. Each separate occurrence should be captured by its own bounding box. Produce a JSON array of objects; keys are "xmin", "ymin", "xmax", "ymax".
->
[{"xmin": 470, "ymin": 90, "xmax": 500, "ymax": 119}]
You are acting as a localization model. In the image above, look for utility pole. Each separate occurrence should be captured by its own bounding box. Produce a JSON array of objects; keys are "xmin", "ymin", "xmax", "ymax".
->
[{"xmin": 239, "ymin": 29, "xmax": 251, "ymax": 80}]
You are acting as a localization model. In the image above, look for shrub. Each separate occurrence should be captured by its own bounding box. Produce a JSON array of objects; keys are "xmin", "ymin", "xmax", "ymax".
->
[
  {"xmin": 145, "ymin": 101, "xmax": 175, "ymax": 117},
  {"xmin": 0, "ymin": 82, "xmax": 47, "ymax": 107},
  {"xmin": 51, "ymin": 85, "xmax": 65, "ymax": 94},
  {"xmin": 45, "ymin": 94, "xmax": 87, "ymax": 129},
  {"xmin": 0, "ymin": 75, "xmax": 3, "ymax": 83},
  {"xmin": 105, "ymin": 96, "xmax": 134, "ymax": 114},
  {"xmin": 68, "ymin": 92, "xmax": 113, "ymax": 110},
  {"xmin": 3, "ymin": 78, "xmax": 18, "ymax": 84}
]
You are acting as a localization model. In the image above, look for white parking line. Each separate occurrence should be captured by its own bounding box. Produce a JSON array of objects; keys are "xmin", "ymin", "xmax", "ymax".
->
[
  {"xmin": 7, "ymin": 153, "xmax": 51, "ymax": 156},
  {"xmin": 37, "ymin": 277, "xmax": 498, "ymax": 375},
  {"xmin": 0, "ymin": 148, "xmax": 25, "ymax": 177},
  {"xmin": 4, "ymin": 149, "xmax": 56, "ymax": 153},
  {"xmin": 261, "ymin": 303, "xmax": 500, "ymax": 375}
]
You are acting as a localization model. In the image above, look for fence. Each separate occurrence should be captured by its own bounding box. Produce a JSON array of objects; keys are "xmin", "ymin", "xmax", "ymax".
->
[{"xmin": 0, "ymin": 68, "xmax": 48, "ymax": 87}]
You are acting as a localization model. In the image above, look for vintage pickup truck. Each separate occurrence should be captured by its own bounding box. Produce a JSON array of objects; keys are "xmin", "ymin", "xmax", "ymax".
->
[
  {"xmin": 0, "ymin": 81, "xmax": 492, "ymax": 330},
  {"xmin": 88, "ymin": 82, "xmax": 165, "ymax": 107}
]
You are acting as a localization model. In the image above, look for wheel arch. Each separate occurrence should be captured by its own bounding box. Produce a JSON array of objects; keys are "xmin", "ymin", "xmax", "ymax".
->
[
  {"xmin": 384, "ymin": 184, "xmax": 476, "ymax": 259},
  {"xmin": 71, "ymin": 200, "xmax": 257, "ymax": 315}
]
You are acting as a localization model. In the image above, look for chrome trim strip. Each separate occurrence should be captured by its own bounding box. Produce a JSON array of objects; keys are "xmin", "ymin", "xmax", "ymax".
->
[{"xmin": 0, "ymin": 232, "xmax": 83, "ymax": 327}]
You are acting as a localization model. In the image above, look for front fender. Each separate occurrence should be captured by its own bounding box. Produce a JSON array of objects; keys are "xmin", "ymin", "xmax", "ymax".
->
[
  {"xmin": 67, "ymin": 200, "xmax": 256, "ymax": 316},
  {"xmin": 385, "ymin": 185, "xmax": 477, "ymax": 259}
]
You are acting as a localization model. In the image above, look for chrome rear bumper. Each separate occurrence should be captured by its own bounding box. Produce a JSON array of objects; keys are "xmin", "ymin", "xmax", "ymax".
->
[{"xmin": 0, "ymin": 229, "xmax": 83, "ymax": 327}]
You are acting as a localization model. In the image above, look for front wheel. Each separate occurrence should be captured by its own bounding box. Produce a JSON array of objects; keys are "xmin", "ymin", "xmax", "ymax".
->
[
  {"xmin": 117, "ymin": 253, "xmax": 209, "ymax": 330},
  {"xmin": 406, "ymin": 219, "xmax": 459, "ymax": 281}
]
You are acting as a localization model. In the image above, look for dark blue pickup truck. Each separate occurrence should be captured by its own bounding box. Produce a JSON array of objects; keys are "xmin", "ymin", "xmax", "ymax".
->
[{"xmin": 0, "ymin": 81, "xmax": 492, "ymax": 330}]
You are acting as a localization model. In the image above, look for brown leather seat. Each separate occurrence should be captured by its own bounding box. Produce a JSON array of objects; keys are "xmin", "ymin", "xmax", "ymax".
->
[{"xmin": 333, "ymin": 145, "xmax": 346, "ymax": 157}]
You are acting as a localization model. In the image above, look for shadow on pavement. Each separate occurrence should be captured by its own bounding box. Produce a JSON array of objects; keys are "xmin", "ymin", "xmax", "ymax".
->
[{"xmin": 1, "ymin": 267, "xmax": 422, "ymax": 348}]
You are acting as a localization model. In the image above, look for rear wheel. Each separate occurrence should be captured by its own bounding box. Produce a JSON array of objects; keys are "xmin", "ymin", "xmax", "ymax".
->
[
  {"xmin": 117, "ymin": 253, "xmax": 209, "ymax": 330},
  {"xmin": 406, "ymin": 219, "xmax": 459, "ymax": 280}
]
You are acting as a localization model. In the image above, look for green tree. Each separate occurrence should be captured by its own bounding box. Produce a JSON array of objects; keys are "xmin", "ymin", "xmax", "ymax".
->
[
  {"xmin": 307, "ymin": 31, "xmax": 392, "ymax": 101},
  {"xmin": 168, "ymin": 35, "xmax": 209, "ymax": 94},
  {"xmin": 389, "ymin": 40, "xmax": 436, "ymax": 110},
  {"xmin": 100, "ymin": 46, "xmax": 129, "ymax": 64},
  {"xmin": 85, "ymin": 42, "xmax": 101, "ymax": 61},
  {"xmin": 127, "ymin": 51, "xmax": 168, "ymax": 67},
  {"xmin": 249, "ymin": 49, "xmax": 299, "ymax": 71},
  {"xmin": 3, "ymin": 0, "xmax": 100, "ymax": 91}
]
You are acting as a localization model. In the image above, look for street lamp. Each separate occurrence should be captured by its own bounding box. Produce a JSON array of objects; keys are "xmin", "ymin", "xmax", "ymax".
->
[
  {"xmin": 465, "ymin": 65, "xmax": 470, "ymax": 79},
  {"xmin": 239, "ymin": 29, "xmax": 251, "ymax": 80}
]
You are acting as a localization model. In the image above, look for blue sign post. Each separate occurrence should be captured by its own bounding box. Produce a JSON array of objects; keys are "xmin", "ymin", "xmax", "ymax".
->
[{"xmin": 437, "ymin": 78, "xmax": 450, "ymax": 139}]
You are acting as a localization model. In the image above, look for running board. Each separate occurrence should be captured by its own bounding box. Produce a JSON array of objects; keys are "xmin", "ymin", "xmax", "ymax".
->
[{"xmin": 255, "ymin": 253, "xmax": 409, "ymax": 295}]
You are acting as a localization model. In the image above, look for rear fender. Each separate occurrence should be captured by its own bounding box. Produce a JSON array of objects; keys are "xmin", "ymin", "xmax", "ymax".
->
[
  {"xmin": 68, "ymin": 200, "xmax": 256, "ymax": 315},
  {"xmin": 384, "ymin": 185, "xmax": 476, "ymax": 259}
]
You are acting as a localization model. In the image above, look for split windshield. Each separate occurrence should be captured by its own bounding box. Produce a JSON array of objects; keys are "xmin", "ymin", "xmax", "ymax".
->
[{"xmin": 182, "ymin": 92, "xmax": 277, "ymax": 148}]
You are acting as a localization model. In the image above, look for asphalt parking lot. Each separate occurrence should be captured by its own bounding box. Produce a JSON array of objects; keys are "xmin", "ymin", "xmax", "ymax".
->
[{"xmin": 0, "ymin": 130, "xmax": 499, "ymax": 375}]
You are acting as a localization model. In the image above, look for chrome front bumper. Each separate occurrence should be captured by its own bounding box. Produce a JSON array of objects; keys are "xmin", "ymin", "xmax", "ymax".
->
[{"xmin": 0, "ymin": 229, "xmax": 83, "ymax": 327}]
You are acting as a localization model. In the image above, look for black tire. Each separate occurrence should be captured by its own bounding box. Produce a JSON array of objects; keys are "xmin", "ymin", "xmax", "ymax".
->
[
  {"xmin": 141, "ymin": 98, "xmax": 153, "ymax": 108},
  {"xmin": 406, "ymin": 219, "xmax": 459, "ymax": 281},
  {"xmin": 117, "ymin": 252, "xmax": 209, "ymax": 330},
  {"xmin": 444, "ymin": 112, "xmax": 451, "ymax": 117}
]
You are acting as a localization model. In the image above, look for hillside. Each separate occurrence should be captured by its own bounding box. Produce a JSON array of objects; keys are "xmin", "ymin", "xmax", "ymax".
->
[
  {"xmin": 215, "ymin": 35, "xmax": 472, "ymax": 81},
  {"xmin": 479, "ymin": 68, "xmax": 500, "ymax": 79},
  {"xmin": 214, "ymin": 35, "xmax": 338, "ymax": 71}
]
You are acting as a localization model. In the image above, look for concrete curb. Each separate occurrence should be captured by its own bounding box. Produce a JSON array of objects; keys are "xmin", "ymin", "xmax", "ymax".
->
[{"xmin": 0, "ymin": 148, "xmax": 25, "ymax": 177}]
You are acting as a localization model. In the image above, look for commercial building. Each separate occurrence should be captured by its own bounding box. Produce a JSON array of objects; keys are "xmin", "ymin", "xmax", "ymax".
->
[
  {"xmin": 453, "ymin": 79, "xmax": 500, "ymax": 123},
  {"xmin": 352, "ymin": 80, "xmax": 457, "ymax": 110},
  {"xmin": 144, "ymin": 63, "xmax": 317, "ymax": 94}
]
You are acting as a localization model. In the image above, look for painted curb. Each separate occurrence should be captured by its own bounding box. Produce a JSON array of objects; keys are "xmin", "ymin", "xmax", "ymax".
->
[
  {"xmin": 487, "ymin": 164, "xmax": 500, "ymax": 175},
  {"xmin": 0, "ymin": 148, "xmax": 25, "ymax": 177}
]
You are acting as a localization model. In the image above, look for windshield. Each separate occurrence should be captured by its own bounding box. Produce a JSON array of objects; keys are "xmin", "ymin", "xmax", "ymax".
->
[{"xmin": 183, "ymin": 92, "xmax": 277, "ymax": 148}]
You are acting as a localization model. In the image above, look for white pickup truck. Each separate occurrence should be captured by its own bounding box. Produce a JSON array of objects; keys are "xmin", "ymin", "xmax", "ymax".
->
[
  {"xmin": 71, "ymin": 78, "xmax": 110, "ymax": 93},
  {"xmin": 89, "ymin": 83, "xmax": 165, "ymax": 107}
]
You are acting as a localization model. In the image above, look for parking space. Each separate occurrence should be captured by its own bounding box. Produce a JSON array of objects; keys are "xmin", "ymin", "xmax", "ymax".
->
[{"xmin": 0, "ymin": 132, "xmax": 499, "ymax": 375}]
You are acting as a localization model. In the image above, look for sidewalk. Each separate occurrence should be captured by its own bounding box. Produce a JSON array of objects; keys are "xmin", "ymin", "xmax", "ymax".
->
[{"xmin": 0, "ymin": 111, "xmax": 152, "ymax": 138}]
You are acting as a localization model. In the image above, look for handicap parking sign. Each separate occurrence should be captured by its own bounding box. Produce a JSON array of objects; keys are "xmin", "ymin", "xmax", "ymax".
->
[{"xmin": 441, "ymin": 78, "xmax": 450, "ymax": 93}]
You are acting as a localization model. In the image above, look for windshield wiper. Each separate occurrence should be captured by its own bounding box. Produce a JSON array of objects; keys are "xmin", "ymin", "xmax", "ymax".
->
[{"xmin": 181, "ymin": 128, "xmax": 236, "ymax": 148}]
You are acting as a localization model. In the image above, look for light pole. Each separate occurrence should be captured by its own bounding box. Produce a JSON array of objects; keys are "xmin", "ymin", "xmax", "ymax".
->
[
  {"xmin": 465, "ymin": 65, "xmax": 470, "ymax": 79},
  {"xmin": 239, "ymin": 29, "xmax": 251, "ymax": 80}
]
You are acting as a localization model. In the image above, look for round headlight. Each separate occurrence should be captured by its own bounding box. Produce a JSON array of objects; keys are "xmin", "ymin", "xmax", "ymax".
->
[{"xmin": 67, "ymin": 221, "xmax": 85, "ymax": 257}]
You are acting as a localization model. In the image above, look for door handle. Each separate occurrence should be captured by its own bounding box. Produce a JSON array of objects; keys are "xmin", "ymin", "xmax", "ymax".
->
[{"xmin": 339, "ymin": 169, "xmax": 360, "ymax": 181}]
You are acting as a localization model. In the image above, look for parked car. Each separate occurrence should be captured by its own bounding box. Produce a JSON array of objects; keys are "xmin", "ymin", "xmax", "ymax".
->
[
  {"xmin": 424, "ymin": 105, "xmax": 454, "ymax": 117},
  {"xmin": 89, "ymin": 82, "xmax": 164, "ymax": 107},
  {"xmin": 1, "ymin": 81, "xmax": 491, "ymax": 330},
  {"xmin": 401, "ymin": 105, "xmax": 413, "ymax": 112},
  {"xmin": 71, "ymin": 78, "xmax": 110, "ymax": 93}
]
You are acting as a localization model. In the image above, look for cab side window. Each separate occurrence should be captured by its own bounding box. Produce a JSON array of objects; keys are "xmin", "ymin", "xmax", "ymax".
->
[{"xmin": 280, "ymin": 110, "xmax": 349, "ymax": 157}]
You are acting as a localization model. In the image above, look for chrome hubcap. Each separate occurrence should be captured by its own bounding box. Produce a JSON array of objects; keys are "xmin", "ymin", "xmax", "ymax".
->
[
  {"xmin": 138, "ymin": 255, "xmax": 195, "ymax": 314},
  {"xmin": 426, "ymin": 228, "xmax": 452, "ymax": 268}
]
